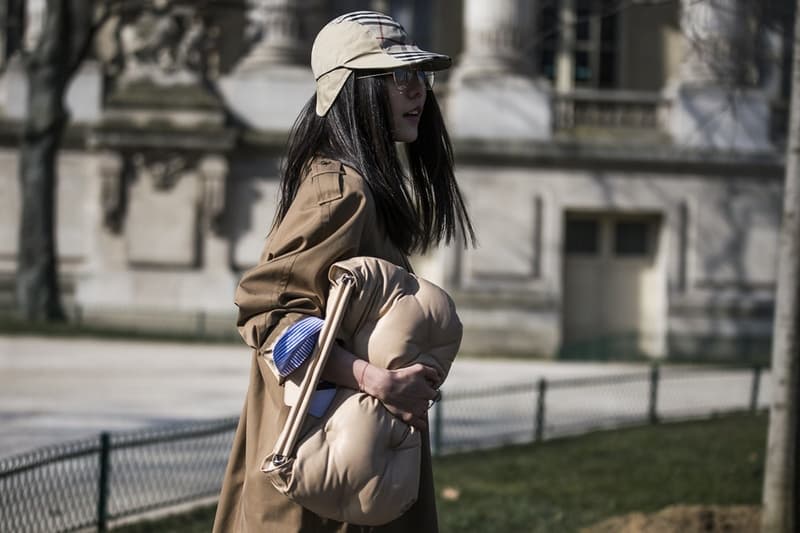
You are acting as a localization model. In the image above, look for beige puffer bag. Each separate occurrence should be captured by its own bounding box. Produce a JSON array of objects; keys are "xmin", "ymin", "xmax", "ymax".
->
[{"xmin": 262, "ymin": 256, "xmax": 462, "ymax": 526}]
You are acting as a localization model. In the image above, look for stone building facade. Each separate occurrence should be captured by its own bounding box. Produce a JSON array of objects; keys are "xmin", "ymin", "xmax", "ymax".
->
[{"xmin": 0, "ymin": 0, "xmax": 788, "ymax": 360}]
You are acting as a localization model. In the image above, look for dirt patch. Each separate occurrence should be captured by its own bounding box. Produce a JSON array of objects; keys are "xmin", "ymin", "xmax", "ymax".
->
[{"xmin": 581, "ymin": 505, "xmax": 761, "ymax": 533}]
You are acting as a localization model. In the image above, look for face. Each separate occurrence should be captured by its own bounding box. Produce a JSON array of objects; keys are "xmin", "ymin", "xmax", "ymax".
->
[{"xmin": 386, "ymin": 69, "xmax": 427, "ymax": 143}]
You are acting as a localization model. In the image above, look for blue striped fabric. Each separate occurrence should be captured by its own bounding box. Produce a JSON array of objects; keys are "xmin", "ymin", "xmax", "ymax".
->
[{"xmin": 272, "ymin": 317, "xmax": 325, "ymax": 378}]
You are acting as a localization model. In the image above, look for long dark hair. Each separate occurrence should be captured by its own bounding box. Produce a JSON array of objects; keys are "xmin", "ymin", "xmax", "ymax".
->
[{"xmin": 273, "ymin": 73, "xmax": 475, "ymax": 255}]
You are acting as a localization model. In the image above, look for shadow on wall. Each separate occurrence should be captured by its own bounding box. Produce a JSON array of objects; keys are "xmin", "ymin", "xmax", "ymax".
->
[
  {"xmin": 225, "ymin": 156, "xmax": 278, "ymax": 272},
  {"xmin": 557, "ymin": 170, "xmax": 778, "ymax": 365}
]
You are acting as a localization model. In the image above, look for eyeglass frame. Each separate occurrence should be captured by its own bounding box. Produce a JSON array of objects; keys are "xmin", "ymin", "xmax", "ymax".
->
[{"xmin": 355, "ymin": 67, "xmax": 435, "ymax": 92}]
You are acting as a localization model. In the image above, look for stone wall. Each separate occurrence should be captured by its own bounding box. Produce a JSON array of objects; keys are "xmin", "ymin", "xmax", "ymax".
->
[
  {"xmin": 438, "ymin": 141, "xmax": 782, "ymax": 359},
  {"xmin": 0, "ymin": 0, "xmax": 787, "ymax": 361}
]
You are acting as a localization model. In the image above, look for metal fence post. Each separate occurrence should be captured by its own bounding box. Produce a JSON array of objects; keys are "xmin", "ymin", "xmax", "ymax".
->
[
  {"xmin": 535, "ymin": 378, "xmax": 547, "ymax": 442},
  {"xmin": 97, "ymin": 432, "xmax": 111, "ymax": 532},
  {"xmin": 648, "ymin": 365, "xmax": 660, "ymax": 424},
  {"xmin": 431, "ymin": 393, "xmax": 443, "ymax": 457},
  {"xmin": 750, "ymin": 366, "xmax": 762, "ymax": 412}
]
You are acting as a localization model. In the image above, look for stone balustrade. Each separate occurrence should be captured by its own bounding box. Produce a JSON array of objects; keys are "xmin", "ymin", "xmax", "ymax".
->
[{"xmin": 553, "ymin": 89, "xmax": 671, "ymax": 133}]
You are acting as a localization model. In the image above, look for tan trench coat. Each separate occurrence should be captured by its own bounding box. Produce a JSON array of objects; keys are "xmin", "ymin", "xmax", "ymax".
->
[{"xmin": 213, "ymin": 158, "xmax": 439, "ymax": 532}]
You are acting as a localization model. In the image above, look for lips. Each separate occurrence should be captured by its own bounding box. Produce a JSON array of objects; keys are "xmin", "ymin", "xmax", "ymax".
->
[{"xmin": 403, "ymin": 107, "xmax": 421, "ymax": 118}]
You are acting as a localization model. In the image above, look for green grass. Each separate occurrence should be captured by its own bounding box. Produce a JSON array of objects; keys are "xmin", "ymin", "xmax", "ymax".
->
[
  {"xmin": 115, "ymin": 506, "xmax": 218, "ymax": 533},
  {"xmin": 116, "ymin": 413, "xmax": 767, "ymax": 533},
  {"xmin": 434, "ymin": 413, "xmax": 766, "ymax": 532}
]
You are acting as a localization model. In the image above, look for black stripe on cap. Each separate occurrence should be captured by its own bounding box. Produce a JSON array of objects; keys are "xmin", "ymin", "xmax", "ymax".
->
[
  {"xmin": 386, "ymin": 50, "xmax": 445, "ymax": 60},
  {"xmin": 336, "ymin": 11, "xmax": 404, "ymax": 30}
]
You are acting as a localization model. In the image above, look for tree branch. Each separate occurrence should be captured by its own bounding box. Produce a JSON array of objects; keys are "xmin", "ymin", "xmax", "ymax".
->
[{"xmin": 65, "ymin": 0, "xmax": 108, "ymax": 79}]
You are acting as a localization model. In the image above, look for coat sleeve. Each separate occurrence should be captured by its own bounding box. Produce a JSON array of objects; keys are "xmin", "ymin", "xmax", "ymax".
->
[{"xmin": 234, "ymin": 164, "xmax": 372, "ymax": 369}]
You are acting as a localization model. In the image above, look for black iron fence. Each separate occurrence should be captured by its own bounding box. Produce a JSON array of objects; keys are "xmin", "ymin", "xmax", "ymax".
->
[
  {"xmin": 0, "ymin": 418, "xmax": 237, "ymax": 533},
  {"xmin": 430, "ymin": 365, "xmax": 766, "ymax": 454},
  {"xmin": 0, "ymin": 365, "xmax": 767, "ymax": 532}
]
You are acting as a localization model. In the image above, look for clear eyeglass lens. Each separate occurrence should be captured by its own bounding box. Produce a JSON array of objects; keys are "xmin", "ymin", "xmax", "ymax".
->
[
  {"xmin": 424, "ymin": 71, "xmax": 435, "ymax": 89},
  {"xmin": 392, "ymin": 68, "xmax": 434, "ymax": 91}
]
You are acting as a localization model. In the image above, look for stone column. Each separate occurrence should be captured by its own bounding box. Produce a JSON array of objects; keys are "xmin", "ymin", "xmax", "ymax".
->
[
  {"xmin": 446, "ymin": 0, "xmax": 551, "ymax": 141},
  {"xmin": 192, "ymin": 154, "xmax": 237, "ymax": 312},
  {"xmin": 198, "ymin": 155, "xmax": 229, "ymax": 272},
  {"xmin": 219, "ymin": 0, "xmax": 323, "ymax": 131},
  {"xmin": 555, "ymin": 0, "xmax": 576, "ymax": 94},
  {"xmin": 666, "ymin": 0, "xmax": 771, "ymax": 152},
  {"xmin": 237, "ymin": 0, "xmax": 309, "ymax": 69},
  {"xmin": 457, "ymin": 0, "xmax": 536, "ymax": 77}
]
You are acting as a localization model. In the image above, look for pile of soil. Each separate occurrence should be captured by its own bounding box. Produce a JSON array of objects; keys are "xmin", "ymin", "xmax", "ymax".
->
[{"xmin": 581, "ymin": 505, "xmax": 761, "ymax": 533}]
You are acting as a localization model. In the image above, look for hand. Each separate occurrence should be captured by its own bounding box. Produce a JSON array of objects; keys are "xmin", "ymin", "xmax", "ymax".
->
[{"xmin": 361, "ymin": 363, "xmax": 441, "ymax": 431}]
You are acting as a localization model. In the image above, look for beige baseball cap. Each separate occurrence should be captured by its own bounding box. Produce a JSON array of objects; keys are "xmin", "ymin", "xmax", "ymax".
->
[{"xmin": 311, "ymin": 11, "xmax": 452, "ymax": 116}]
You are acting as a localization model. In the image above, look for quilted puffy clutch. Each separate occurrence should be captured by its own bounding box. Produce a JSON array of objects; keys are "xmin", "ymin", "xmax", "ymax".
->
[{"xmin": 262, "ymin": 256, "xmax": 462, "ymax": 526}]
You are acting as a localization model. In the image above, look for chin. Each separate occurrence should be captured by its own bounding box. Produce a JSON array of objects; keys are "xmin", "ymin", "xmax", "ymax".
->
[{"xmin": 396, "ymin": 131, "xmax": 418, "ymax": 143}]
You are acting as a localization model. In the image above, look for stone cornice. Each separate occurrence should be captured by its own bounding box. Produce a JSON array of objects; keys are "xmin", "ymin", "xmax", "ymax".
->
[
  {"xmin": 88, "ymin": 122, "xmax": 237, "ymax": 153},
  {"xmin": 0, "ymin": 119, "xmax": 92, "ymax": 150},
  {"xmin": 452, "ymin": 137, "xmax": 784, "ymax": 177},
  {"xmin": 0, "ymin": 115, "xmax": 783, "ymax": 178},
  {"xmin": 237, "ymin": 128, "xmax": 289, "ymax": 154},
  {"xmin": 0, "ymin": 118, "xmax": 238, "ymax": 153}
]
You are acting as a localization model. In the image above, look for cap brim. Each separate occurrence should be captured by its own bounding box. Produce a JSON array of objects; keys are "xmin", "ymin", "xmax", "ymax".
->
[{"xmin": 345, "ymin": 48, "xmax": 452, "ymax": 72}]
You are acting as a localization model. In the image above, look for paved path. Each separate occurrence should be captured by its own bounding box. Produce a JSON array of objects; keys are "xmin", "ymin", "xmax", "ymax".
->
[{"xmin": 0, "ymin": 335, "xmax": 771, "ymax": 458}]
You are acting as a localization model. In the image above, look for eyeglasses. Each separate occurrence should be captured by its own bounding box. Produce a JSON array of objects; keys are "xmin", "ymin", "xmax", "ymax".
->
[{"xmin": 357, "ymin": 67, "xmax": 435, "ymax": 92}]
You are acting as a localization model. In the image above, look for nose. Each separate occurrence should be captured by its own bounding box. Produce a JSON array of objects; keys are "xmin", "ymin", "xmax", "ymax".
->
[{"xmin": 405, "ymin": 75, "xmax": 424, "ymax": 99}]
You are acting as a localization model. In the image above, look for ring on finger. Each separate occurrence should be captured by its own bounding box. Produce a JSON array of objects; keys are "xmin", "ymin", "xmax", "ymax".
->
[{"xmin": 427, "ymin": 390, "xmax": 442, "ymax": 409}]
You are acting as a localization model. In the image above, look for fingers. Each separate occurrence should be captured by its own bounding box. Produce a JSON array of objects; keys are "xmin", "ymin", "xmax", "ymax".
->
[
  {"xmin": 397, "ymin": 397, "xmax": 433, "ymax": 416},
  {"xmin": 403, "ymin": 365, "xmax": 442, "ymax": 398},
  {"xmin": 412, "ymin": 363, "xmax": 442, "ymax": 387},
  {"xmin": 405, "ymin": 412, "xmax": 428, "ymax": 431},
  {"xmin": 375, "ymin": 364, "xmax": 444, "ymax": 429},
  {"xmin": 403, "ymin": 413, "xmax": 427, "ymax": 431},
  {"xmin": 387, "ymin": 367, "xmax": 439, "ymax": 401},
  {"xmin": 388, "ymin": 405, "xmax": 428, "ymax": 431}
]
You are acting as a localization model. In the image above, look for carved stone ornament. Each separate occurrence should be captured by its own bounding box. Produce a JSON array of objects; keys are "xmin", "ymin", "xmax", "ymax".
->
[
  {"xmin": 99, "ymin": 152, "xmax": 125, "ymax": 233},
  {"xmin": 238, "ymin": 0, "xmax": 324, "ymax": 67},
  {"xmin": 133, "ymin": 152, "xmax": 189, "ymax": 191},
  {"xmin": 113, "ymin": 3, "xmax": 220, "ymax": 87},
  {"xmin": 199, "ymin": 155, "xmax": 228, "ymax": 234}
]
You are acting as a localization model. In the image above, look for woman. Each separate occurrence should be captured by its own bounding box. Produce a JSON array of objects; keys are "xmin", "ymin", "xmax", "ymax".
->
[{"xmin": 214, "ymin": 11, "xmax": 474, "ymax": 532}]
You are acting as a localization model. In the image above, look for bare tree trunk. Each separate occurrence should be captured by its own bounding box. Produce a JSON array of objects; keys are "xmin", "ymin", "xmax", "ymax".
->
[
  {"xmin": 15, "ymin": 0, "xmax": 93, "ymax": 321},
  {"xmin": 761, "ymin": 1, "xmax": 800, "ymax": 531}
]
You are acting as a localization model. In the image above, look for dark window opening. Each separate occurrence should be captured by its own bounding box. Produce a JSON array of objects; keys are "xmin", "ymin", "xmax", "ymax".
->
[
  {"xmin": 539, "ymin": 3, "xmax": 559, "ymax": 81},
  {"xmin": 536, "ymin": 0, "xmax": 619, "ymax": 89},
  {"xmin": 566, "ymin": 219, "xmax": 600, "ymax": 254},
  {"xmin": 615, "ymin": 221, "xmax": 649, "ymax": 256},
  {"xmin": 575, "ymin": 50, "xmax": 592, "ymax": 82}
]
